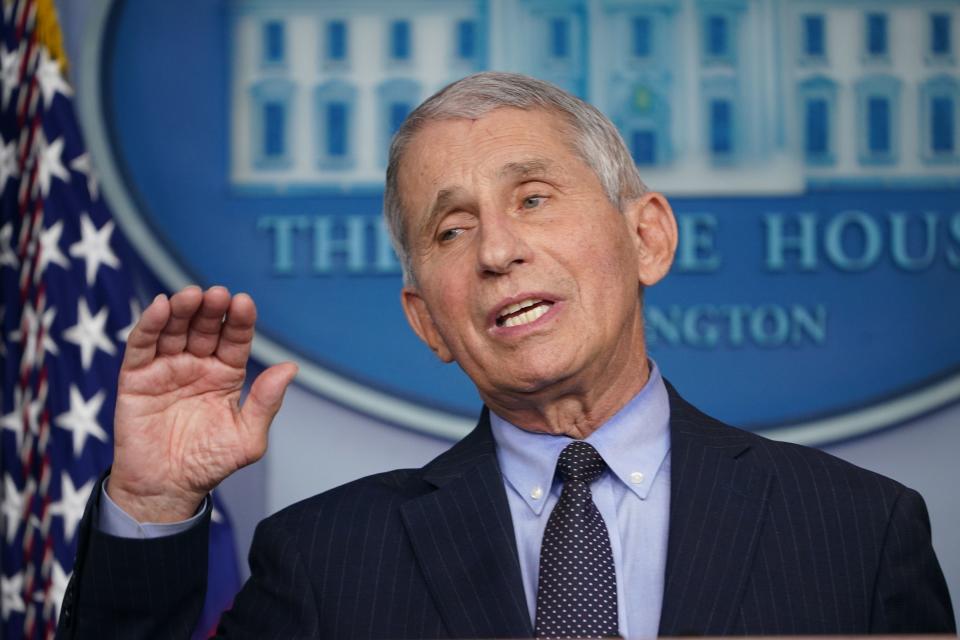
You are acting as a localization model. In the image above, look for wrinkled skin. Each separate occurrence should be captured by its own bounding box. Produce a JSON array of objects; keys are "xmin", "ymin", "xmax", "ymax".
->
[{"xmin": 109, "ymin": 286, "xmax": 297, "ymax": 522}]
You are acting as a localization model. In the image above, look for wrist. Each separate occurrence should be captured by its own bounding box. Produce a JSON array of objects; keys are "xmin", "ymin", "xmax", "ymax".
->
[{"xmin": 105, "ymin": 480, "xmax": 205, "ymax": 524}]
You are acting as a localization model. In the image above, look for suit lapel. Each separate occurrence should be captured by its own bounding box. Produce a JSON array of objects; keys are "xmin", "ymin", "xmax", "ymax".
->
[
  {"xmin": 659, "ymin": 384, "xmax": 772, "ymax": 636},
  {"xmin": 401, "ymin": 412, "xmax": 533, "ymax": 639}
]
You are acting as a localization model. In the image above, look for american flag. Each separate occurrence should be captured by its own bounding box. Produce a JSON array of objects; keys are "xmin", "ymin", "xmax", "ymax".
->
[{"xmin": 0, "ymin": 1, "xmax": 240, "ymax": 638}]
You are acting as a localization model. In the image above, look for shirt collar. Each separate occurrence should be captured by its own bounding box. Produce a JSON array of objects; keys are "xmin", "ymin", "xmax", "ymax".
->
[{"xmin": 490, "ymin": 361, "xmax": 672, "ymax": 515}]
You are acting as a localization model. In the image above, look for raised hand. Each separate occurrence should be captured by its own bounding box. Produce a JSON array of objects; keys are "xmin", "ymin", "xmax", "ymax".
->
[{"xmin": 107, "ymin": 286, "xmax": 298, "ymax": 523}]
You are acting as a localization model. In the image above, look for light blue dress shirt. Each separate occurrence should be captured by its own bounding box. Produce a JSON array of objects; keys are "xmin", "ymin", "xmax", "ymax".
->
[
  {"xmin": 99, "ymin": 478, "xmax": 206, "ymax": 538},
  {"xmin": 489, "ymin": 362, "xmax": 671, "ymax": 639}
]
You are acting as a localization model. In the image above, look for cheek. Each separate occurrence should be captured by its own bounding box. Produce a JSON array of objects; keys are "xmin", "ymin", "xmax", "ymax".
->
[
  {"xmin": 572, "ymin": 227, "xmax": 639, "ymax": 310},
  {"xmin": 428, "ymin": 280, "xmax": 477, "ymax": 342}
]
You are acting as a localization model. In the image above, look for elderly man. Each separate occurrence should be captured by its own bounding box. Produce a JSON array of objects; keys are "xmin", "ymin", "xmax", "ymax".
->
[{"xmin": 58, "ymin": 73, "xmax": 953, "ymax": 638}]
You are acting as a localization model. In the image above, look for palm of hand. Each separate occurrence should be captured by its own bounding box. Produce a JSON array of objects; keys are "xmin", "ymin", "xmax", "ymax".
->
[
  {"xmin": 114, "ymin": 353, "xmax": 253, "ymax": 499},
  {"xmin": 108, "ymin": 287, "xmax": 297, "ymax": 523}
]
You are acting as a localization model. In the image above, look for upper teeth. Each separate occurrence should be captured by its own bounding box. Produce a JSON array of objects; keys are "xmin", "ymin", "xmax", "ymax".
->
[
  {"xmin": 498, "ymin": 298, "xmax": 550, "ymax": 328},
  {"xmin": 499, "ymin": 299, "xmax": 541, "ymax": 318}
]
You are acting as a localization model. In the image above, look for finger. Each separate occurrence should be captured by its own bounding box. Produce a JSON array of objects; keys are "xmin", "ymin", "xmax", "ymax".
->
[
  {"xmin": 121, "ymin": 294, "xmax": 170, "ymax": 370},
  {"xmin": 240, "ymin": 362, "xmax": 298, "ymax": 458},
  {"xmin": 215, "ymin": 293, "xmax": 257, "ymax": 369},
  {"xmin": 156, "ymin": 286, "xmax": 203, "ymax": 356},
  {"xmin": 185, "ymin": 286, "xmax": 232, "ymax": 357}
]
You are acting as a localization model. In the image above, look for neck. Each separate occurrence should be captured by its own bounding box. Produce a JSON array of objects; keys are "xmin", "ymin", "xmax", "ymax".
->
[{"xmin": 483, "ymin": 335, "xmax": 651, "ymax": 440}]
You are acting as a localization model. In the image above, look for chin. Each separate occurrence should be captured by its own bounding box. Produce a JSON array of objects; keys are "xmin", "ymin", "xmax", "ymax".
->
[{"xmin": 496, "ymin": 361, "xmax": 580, "ymax": 396}]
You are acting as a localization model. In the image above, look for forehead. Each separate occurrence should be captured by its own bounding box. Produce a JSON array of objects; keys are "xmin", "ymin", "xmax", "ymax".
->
[{"xmin": 396, "ymin": 107, "xmax": 582, "ymax": 206}]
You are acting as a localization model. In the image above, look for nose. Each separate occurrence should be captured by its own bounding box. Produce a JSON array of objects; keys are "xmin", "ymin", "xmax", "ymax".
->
[{"xmin": 476, "ymin": 212, "xmax": 532, "ymax": 277}]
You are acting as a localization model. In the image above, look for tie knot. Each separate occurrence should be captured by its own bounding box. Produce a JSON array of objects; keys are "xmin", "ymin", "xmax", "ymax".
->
[{"xmin": 556, "ymin": 441, "xmax": 606, "ymax": 483}]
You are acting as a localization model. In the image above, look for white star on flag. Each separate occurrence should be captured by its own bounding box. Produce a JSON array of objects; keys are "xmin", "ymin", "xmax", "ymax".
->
[
  {"xmin": 36, "ymin": 129, "xmax": 70, "ymax": 198},
  {"xmin": 0, "ymin": 46, "xmax": 20, "ymax": 110},
  {"xmin": 1, "ymin": 475, "xmax": 25, "ymax": 544},
  {"xmin": 9, "ymin": 300, "xmax": 59, "ymax": 372},
  {"xmin": 0, "ymin": 222, "xmax": 17, "ymax": 269},
  {"xmin": 116, "ymin": 299, "xmax": 141, "ymax": 343},
  {"xmin": 69, "ymin": 152, "xmax": 99, "ymax": 201},
  {"xmin": 36, "ymin": 219, "xmax": 71, "ymax": 281},
  {"xmin": 50, "ymin": 472, "xmax": 94, "ymax": 542},
  {"xmin": 0, "ymin": 135, "xmax": 17, "ymax": 192},
  {"xmin": 53, "ymin": 385, "xmax": 108, "ymax": 457},
  {"xmin": 43, "ymin": 560, "xmax": 71, "ymax": 623},
  {"xmin": 0, "ymin": 388, "xmax": 26, "ymax": 450},
  {"xmin": 35, "ymin": 48, "xmax": 73, "ymax": 108},
  {"xmin": 63, "ymin": 298, "xmax": 116, "ymax": 370},
  {"xmin": 1, "ymin": 571, "xmax": 25, "ymax": 621},
  {"xmin": 1, "ymin": 387, "xmax": 44, "ymax": 451},
  {"xmin": 68, "ymin": 214, "xmax": 120, "ymax": 286}
]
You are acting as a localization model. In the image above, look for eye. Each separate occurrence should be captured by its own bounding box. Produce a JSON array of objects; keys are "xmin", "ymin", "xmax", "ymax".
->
[
  {"xmin": 437, "ymin": 227, "xmax": 463, "ymax": 243},
  {"xmin": 522, "ymin": 195, "xmax": 546, "ymax": 209}
]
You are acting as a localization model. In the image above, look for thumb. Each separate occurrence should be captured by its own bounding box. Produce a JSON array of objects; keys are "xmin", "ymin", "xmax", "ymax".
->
[{"xmin": 241, "ymin": 362, "xmax": 298, "ymax": 435}]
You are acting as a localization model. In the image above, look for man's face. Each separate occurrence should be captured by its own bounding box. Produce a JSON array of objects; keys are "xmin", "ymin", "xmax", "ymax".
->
[{"xmin": 398, "ymin": 108, "xmax": 673, "ymax": 412}]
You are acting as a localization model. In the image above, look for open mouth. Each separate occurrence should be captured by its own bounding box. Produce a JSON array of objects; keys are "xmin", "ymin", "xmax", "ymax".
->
[{"xmin": 495, "ymin": 298, "xmax": 555, "ymax": 328}]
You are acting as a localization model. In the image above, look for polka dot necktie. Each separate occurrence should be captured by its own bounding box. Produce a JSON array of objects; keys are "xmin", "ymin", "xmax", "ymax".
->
[{"xmin": 535, "ymin": 441, "xmax": 619, "ymax": 639}]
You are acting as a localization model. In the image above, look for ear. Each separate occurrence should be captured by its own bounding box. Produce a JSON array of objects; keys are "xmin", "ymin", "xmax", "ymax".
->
[
  {"xmin": 401, "ymin": 287, "xmax": 455, "ymax": 363},
  {"xmin": 623, "ymin": 192, "xmax": 678, "ymax": 287}
]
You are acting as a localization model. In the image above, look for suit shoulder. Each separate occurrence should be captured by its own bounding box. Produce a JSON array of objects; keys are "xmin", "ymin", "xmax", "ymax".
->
[
  {"xmin": 670, "ymin": 388, "xmax": 910, "ymax": 504},
  {"xmin": 748, "ymin": 428, "xmax": 907, "ymax": 498}
]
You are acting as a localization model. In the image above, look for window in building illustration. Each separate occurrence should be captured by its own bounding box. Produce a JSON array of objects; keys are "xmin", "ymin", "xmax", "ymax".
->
[
  {"xmin": 868, "ymin": 97, "xmax": 890, "ymax": 153},
  {"xmin": 326, "ymin": 103, "xmax": 348, "ymax": 157},
  {"xmin": 327, "ymin": 20, "xmax": 348, "ymax": 62},
  {"xmin": 377, "ymin": 79, "xmax": 420, "ymax": 166},
  {"xmin": 315, "ymin": 81, "xmax": 357, "ymax": 169},
  {"xmin": 931, "ymin": 96, "xmax": 954, "ymax": 153},
  {"xmin": 798, "ymin": 77, "xmax": 837, "ymax": 165},
  {"xmin": 251, "ymin": 78, "xmax": 295, "ymax": 169},
  {"xmin": 549, "ymin": 17, "xmax": 570, "ymax": 59},
  {"xmin": 456, "ymin": 20, "xmax": 477, "ymax": 60},
  {"xmin": 802, "ymin": 14, "xmax": 825, "ymax": 59},
  {"xmin": 805, "ymin": 99, "xmax": 828, "ymax": 156},
  {"xmin": 264, "ymin": 102, "xmax": 285, "ymax": 158},
  {"xmin": 710, "ymin": 99, "xmax": 733, "ymax": 155},
  {"xmin": 390, "ymin": 20, "xmax": 411, "ymax": 60},
  {"xmin": 389, "ymin": 102, "xmax": 410, "ymax": 137},
  {"xmin": 632, "ymin": 16, "xmax": 652, "ymax": 58},
  {"xmin": 856, "ymin": 75, "xmax": 900, "ymax": 164},
  {"xmin": 920, "ymin": 77, "xmax": 959, "ymax": 161},
  {"xmin": 930, "ymin": 14, "xmax": 951, "ymax": 57},
  {"xmin": 706, "ymin": 15, "xmax": 728, "ymax": 57},
  {"xmin": 631, "ymin": 130, "xmax": 657, "ymax": 165},
  {"xmin": 263, "ymin": 20, "xmax": 285, "ymax": 65},
  {"xmin": 865, "ymin": 13, "xmax": 888, "ymax": 58}
]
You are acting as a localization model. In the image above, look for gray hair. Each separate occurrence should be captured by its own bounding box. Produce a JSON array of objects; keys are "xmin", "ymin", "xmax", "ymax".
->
[{"xmin": 384, "ymin": 71, "xmax": 647, "ymax": 285}]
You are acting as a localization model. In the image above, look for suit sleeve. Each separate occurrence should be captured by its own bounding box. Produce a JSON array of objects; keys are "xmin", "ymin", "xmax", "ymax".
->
[
  {"xmin": 869, "ymin": 487, "xmax": 957, "ymax": 633},
  {"xmin": 56, "ymin": 475, "xmax": 211, "ymax": 639},
  {"xmin": 214, "ymin": 513, "xmax": 321, "ymax": 638}
]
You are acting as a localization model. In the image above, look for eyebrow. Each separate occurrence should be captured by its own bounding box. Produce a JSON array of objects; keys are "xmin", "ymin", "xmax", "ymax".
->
[{"xmin": 498, "ymin": 159, "xmax": 555, "ymax": 181}]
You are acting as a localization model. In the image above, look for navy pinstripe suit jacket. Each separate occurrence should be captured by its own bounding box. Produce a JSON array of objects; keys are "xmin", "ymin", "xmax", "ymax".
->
[{"xmin": 58, "ymin": 383, "xmax": 955, "ymax": 638}]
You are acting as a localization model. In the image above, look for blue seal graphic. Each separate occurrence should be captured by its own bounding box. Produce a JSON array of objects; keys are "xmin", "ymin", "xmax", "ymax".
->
[{"xmin": 79, "ymin": 0, "xmax": 960, "ymax": 444}]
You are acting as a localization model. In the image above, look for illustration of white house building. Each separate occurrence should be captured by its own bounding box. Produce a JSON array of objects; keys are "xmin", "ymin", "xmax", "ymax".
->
[{"xmin": 229, "ymin": 0, "xmax": 960, "ymax": 195}]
